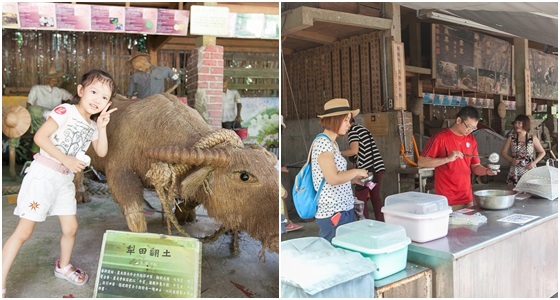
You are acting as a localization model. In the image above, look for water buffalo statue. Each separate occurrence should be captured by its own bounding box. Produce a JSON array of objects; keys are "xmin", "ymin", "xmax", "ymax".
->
[{"xmin": 83, "ymin": 93, "xmax": 279, "ymax": 254}]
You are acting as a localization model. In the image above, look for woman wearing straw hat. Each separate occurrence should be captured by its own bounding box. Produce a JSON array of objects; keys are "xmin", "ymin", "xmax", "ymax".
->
[
  {"xmin": 27, "ymin": 67, "xmax": 74, "ymax": 153},
  {"xmin": 312, "ymin": 98, "xmax": 369, "ymax": 242}
]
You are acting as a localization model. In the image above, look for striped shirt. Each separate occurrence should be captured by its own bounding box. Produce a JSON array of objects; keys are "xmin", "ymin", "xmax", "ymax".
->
[{"xmin": 347, "ymin": 124, "xmax": 385, "ymax": 173}]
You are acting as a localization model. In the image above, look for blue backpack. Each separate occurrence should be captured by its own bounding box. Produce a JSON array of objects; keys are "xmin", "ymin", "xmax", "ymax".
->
[{"xmin": 292, "ymin": 133, "xmax": 330, "ymax": 219}]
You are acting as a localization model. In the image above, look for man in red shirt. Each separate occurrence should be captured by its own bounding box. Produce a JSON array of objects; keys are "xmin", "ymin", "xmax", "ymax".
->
[{"xmin": 419, "ymin": 106, "xmax": 498, "ymax": 210}]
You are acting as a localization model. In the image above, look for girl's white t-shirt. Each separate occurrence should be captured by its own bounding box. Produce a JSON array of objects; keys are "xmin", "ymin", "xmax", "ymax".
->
[
  {"xmin": 40, "ymin": 104, "xmax": 98, "ymax": 163},
  {"xmin": 311, "ymin": 135, "xmax": 355, "ymax": 219}
]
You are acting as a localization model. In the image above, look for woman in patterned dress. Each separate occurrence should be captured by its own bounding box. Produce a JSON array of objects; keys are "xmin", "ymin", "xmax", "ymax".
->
[{"xmin": 501, "ymin": 114, "xmax": 546, "ymax": 186}]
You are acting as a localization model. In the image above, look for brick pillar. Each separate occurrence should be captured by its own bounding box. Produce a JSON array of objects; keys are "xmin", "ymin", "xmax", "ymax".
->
[{"xmin": 186, "ymin": 45, "xmax": 224, "ymax": 129}]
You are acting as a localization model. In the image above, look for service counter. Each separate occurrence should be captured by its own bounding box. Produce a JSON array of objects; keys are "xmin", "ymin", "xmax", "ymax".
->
[{"xmin": 407, "ymin": 196, "xmax": 558, "ymax": 297}]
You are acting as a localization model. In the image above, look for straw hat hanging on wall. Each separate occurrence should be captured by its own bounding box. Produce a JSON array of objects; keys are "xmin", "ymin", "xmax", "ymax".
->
[{"xmin": 2, "ymin": 106, "xmax": 31, "ymax": 138}]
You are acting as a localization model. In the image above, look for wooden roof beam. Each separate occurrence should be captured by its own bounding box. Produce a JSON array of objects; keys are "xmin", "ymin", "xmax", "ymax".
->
[
  {"xmin": 288, "ymin": 30, "xmax": 337, "ymax": 44},
  {"xmin": 282, "ymin": 6, "xmax": 392, "ymax": 36},
  {"xmin": 282, "ymin": 47, "xmax": 295, "ymax": 55}
]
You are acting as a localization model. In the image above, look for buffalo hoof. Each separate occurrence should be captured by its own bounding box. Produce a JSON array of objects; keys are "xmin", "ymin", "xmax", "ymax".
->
[
  {"xmin": 126, "ymin": 212, "xmax": 148, "ymax": 232},
  {"xmin": 75, "ymin": 192, "xmax": 91, "ymax": 204},
  {"xmin": 229, "ymin": 230, "xmax": 240, "ymax": 257},
  {"xmin": 175, "ymin": 207, "xmax": 196, "ymax": 225}
]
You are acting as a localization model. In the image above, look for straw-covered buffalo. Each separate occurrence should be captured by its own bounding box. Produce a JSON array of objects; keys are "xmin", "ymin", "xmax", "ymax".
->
[{"xmin": 80, "ymin": 93, "xmax": 279, "ymax": 255}]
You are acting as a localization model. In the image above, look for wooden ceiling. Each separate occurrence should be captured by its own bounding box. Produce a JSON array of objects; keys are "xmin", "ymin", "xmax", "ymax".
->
[
  {"xmin": 74, "ymin": 2, "xmax": 280, "ymax": 53},
  {"xmin": 281, "ymin": 3, "xmax": 391, "ymax": 55}
]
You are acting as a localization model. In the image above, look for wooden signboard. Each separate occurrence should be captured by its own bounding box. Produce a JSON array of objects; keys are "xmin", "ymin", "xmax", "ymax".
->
[
  {"xmin": 94, "ymin": 230, "xmax": 201, "ymax": 298},
  {"xmin": 525, "ymin": 68, "xmax": 532, "ymax": 115},
  {"xmin": 392, "ymin": 41, "xmax": 406, "ymax": 110},
  {"xmin": 363, "ymin": 113, "xmax": 389, "ymax": 136}
]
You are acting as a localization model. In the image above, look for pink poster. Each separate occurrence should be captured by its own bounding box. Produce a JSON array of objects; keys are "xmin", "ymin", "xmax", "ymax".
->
[
  {"xmin": 125, "ymin": 7, "xmax": 157, "ymax": 34},
  {"xmin": 156, "ymin": 9, "xmax": 189, "ymax": 36},
  {"xmin": 91, "ymin": 5, "xmax": 125, "ymax": 32},
  {"xmin": 18, "ymin": 2, "xmax": 57, "ymax": 29},
  {"xmin": 56, "ymin": 4, "xmax": 91, "ymax": 31}
]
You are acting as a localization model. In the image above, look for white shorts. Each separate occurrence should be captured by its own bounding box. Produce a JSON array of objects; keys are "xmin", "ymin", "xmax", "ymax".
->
[{"xmin": 14, "ymin": 161, "xmax": 76, "ymax": 222}]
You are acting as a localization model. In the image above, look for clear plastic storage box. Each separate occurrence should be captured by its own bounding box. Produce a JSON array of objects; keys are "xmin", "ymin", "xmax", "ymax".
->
[
  {"xmin": 331, "ymin": 220, "xmax": 411, "ymax": 280},
  {"xmin": 281, "ymin": 237, "xmax": 377, "ymax": 298},
  {"xmin": 382, "ymin": 192, "xmax": 452, "ymax": 243}
]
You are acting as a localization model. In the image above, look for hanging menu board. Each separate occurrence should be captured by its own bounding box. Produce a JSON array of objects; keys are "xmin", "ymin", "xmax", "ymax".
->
[
  {"xmin": 94, "ymin": 230, "xmax": 201, "ymax": 298},
  {"xmin": 529, "ymin": 49, "xmax": 558, "ymax": 100},
  {"xmin": 125, "ymin": 7, "xmax": 157, "ymax": 34},
  {"xmin": 156, "ymin": 9, "xmax": 189, "ymax": 36},
  {"xmin": 433, "ymin": 24, "xmax": 512, "ymax": 95},
  {"xmin": 55, "ymin": 4, "xmax": 91, "ymax": 31},
  {"xmin": 18, "ymin": 2, "xmax": 57, "ymax": 29},
  {"xmin": 91, "ymin": 5, "xmax": 125, "ymax": 33}
]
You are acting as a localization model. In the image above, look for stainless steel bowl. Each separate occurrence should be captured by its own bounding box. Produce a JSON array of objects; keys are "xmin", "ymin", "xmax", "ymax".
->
[{"xmin": 474, "ymin": 189, "xmax": 517, "ymax": 210}]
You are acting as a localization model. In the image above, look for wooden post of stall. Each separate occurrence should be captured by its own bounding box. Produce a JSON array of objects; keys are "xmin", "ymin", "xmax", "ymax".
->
[
  {"xmin": 383, "ymin": 3, "xmax": 402, "ymax": 110},
  {"xmin": 513, "ymin": 37, "xmax": 531, "ymax": 116}
]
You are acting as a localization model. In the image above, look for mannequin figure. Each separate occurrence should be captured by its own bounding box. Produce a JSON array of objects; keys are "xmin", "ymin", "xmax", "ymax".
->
[{"xmin": 126, "ymin": 53, "xmax": 180, "ymax": 99}]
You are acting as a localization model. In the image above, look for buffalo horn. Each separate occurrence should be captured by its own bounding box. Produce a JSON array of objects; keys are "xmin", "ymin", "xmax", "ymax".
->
[
  {"xmin": 144, "ymin": 146, "xmax": 230, "ymax": 167},
  {"xmin": 194, "ymin": 129, "xmax": 243, "ymax": 149}
]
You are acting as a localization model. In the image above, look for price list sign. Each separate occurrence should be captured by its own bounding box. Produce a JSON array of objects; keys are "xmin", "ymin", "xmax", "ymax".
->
[{"xmin": 94, "ymin": 230, "xmax": 201, "ymax": 298}]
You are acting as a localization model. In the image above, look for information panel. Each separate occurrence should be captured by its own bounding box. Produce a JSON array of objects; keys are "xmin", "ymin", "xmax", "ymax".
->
[
  {"xmin": 55, "ymin": 4, "xmax": 91, "ymax": 31},
  {"xmin": 190, "ymin": 5, "xmax": 229, "ymax": 36},
  {"xmin": 433, "ymin": 24, "xmax": 512, "ymax": 95},
  {"xmin": 18, "ymin": 2, "xmax": 57, "ymax": 30},
  {"xmin": 94, "ymin": 230, "xmax": 201, "ymax": 298},
  {"xmin": 156, "ymin": 9, "xmax": 189, "ymax": 36},
  {"xmin": 91, "ymin": 5, "xmax": 125, "ymax": 33},
  {"xmin": 2, "ymin": 2, "xmax": 20, "ymax": 28},
  {"xmin": 125, "ymin": 7, "xmax": 158, "ymax": 34}
]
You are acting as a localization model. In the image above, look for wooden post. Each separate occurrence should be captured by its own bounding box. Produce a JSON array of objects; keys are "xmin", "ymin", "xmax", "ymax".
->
[
  {"xmin": 513, "ymin": 38, "xmax": 531, "ymax": 116},
  {"xmin": 383, "ymin": 3, "xmax": 401, "ymax": 110},
  {"xmin": 9, "ymin": 145, "xmax": 17, "ymax": 179}
]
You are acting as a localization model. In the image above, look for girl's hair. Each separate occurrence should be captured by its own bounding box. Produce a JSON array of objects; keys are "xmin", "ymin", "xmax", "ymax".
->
[
  {"xmin": 512, "ymin": 114, "xmax": 531, "ymax": 132},
  {"xmin": 320, "ymin": 114, "xmax": 348, "ymax": 133},
  {"xmin": 69, "ymin": 69, "xmax": 116, "ymax": 120}
]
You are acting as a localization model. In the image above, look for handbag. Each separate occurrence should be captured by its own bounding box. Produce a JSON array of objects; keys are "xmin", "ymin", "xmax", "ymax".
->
[{"xmin": 292, "ymin": 133, "xmax": 330, "ymax": 219}]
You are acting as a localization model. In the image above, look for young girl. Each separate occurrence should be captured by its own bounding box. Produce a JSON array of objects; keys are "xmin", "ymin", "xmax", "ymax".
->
[{"xmin": 2, "ymin": 69, "xmax": 117, "ymax": 296}]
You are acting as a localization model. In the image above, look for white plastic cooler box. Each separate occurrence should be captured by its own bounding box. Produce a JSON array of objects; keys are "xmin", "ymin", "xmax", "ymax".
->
[
  {"xmin": 331, "ymin": 220, "xmax": 411, "ymax": 280},
  {"xmin": 382, "ymin": 192, "xmax": 452, "ymax": 243}
]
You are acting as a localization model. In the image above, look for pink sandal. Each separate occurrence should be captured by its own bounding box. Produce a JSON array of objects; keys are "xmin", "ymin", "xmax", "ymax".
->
[{"xmin": 54, "ymin": 259, "xmax": 89, "ymax": 286}]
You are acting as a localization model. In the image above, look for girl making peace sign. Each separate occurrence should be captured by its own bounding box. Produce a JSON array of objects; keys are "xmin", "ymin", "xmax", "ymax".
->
[{"xmin": 2, "ymin": 69, "xmax": 117, "ymax": 296}]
